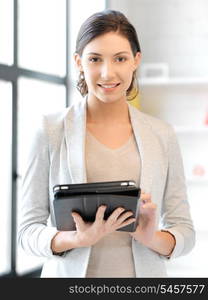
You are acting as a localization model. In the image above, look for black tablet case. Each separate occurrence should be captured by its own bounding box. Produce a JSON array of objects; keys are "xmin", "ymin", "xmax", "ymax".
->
[{"xmin": 53, "ymin": 181, "xmax": 141, "ymax": 232}]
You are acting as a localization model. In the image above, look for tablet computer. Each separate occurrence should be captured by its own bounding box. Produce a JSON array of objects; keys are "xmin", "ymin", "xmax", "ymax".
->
[{"xmin": 53, "ymin": 180, "xmax": 141, "ymax": 232}]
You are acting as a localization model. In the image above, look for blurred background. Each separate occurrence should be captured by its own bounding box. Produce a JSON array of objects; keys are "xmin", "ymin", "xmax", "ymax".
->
[{"xmin": 0, "ymin": 0, "xmax": 207, "ymax": 277}]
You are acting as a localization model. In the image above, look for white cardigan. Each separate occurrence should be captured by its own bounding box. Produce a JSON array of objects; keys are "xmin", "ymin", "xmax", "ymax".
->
[{"xmin": 18, "ymin": 98, "xmax": 195, "ymax": 277}]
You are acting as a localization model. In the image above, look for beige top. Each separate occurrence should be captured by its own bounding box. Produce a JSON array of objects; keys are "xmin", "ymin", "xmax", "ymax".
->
[{"xmin": 85, "ymin": 130, "xmax": 141, "ymax": 278}]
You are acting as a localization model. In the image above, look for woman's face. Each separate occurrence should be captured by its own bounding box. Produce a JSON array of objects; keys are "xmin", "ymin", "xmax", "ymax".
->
[{"xmin": 75, "ymin": 32, "xmax": 141, "ymax": 104}]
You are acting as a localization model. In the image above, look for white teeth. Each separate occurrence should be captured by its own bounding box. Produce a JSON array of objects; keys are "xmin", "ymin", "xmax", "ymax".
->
[
  {"xmin": 100, "ymin": 84, "xmax": 118, "ymax": 88},
  {"xmin": 98, "ymin": 83, "xmax": 120, "ymax": 89}
]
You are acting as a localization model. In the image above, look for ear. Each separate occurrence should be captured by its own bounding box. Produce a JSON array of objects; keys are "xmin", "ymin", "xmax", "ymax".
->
[
  {"xmin": 133, "ymin": 52, "xmax": 141, "ymax": 71},
  {"xmin": 74, "ymin": 53, "xmax": 83, "ymax": 72}
]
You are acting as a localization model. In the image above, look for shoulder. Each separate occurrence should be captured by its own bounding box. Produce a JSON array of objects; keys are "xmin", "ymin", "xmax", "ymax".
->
[
  {"xmin": 43, "ymin": 99, "xmax": 85, "ymax": 127},
  {"xmin": 40, "ymin": 99, "xmax": 83, "ymax": 133},
  {"xmin": 43, "ymin": 107, "xmax": 70, "ymax": 131},
  {"xmin": 140, "ymin": 111, "xmax": 173, "ymax": 135},
  {"xmin": 129, "ymin": 104, "xmax": 175, "ymax": 139},
  {"xmin": 30, "ymin": 100, "xmax": 84, "ymax": 146}
]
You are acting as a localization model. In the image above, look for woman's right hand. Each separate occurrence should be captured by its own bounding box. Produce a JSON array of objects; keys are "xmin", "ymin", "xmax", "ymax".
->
[
  {"xmin": 51, "ymin": 205, "xmax": 135, "ymax": 253},
  {"xmin": 71, "ymin": 205, "xmax": 136, "ymax": 248}
]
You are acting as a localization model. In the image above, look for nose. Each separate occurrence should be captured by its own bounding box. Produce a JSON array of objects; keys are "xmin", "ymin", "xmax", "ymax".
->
[{"xmin": 100, "ymin": 61, "xmax": 115, "ymax": 80}]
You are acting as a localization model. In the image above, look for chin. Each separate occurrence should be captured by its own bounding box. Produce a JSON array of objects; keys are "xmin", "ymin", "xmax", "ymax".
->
[{"xmin": 96, "ymin": 94, "xmax": 125, "ymax": 104}]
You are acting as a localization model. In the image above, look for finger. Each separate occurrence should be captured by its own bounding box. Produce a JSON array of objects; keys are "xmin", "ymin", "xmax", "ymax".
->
[
  {"xmin": 139, "ymin": 203, "xmax": 157, "ymax": 217},
  {"xmin": 116, "ymin": 217, "xmax": 136, "ymax": 229},
  {"xmin": 117, "ymin": 210, "xmax": 134, "ymax": 224},
  {"xmin": 95, "ymin": 205, "xmax": 107, "ymax": 224},
  {"xmin": 107, "ymin": 207, "xmax": 125, "ymax": 225},
  {"xmin": 141, "ymin": 202, "xmax": 157, "ymax": 210},
  {"xmin": 140, "ymin": 193, "xmax": 151, "ymax": 204},
  {"xmin": 71, "ymin": 212, "xmax": 85, "ymax": 231}
]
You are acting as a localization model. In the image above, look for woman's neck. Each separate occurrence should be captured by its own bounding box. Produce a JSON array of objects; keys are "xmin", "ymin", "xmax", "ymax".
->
[{"xmin": 86, "ymin": 96, "xmax": 130, "ymax": 125}]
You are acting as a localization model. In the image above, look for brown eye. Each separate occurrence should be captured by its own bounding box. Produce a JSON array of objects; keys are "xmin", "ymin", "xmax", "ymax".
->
[
  {"xmin": 116, "ymin": 57, "xmax": 126, "ymax": 62},
  {"xmin": 89, "ymin": 57, "xmax": 100, "ymax": 62}
]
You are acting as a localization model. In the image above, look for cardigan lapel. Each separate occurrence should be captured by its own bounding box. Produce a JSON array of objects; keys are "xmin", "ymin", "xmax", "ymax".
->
[
  {"xmin": 128, "ymin": 103, "xmax": 154, "ymax": 194},
  {"xmin": 64, "ymin": 99, "xmax": 87, "ymax": 183}
]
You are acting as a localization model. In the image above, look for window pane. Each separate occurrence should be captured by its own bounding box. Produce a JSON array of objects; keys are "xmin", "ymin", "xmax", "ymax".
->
[
  {"xmin": 17, "ymin": 78, "xmax": 66, "ymax": 274},
  {"xmin": 19, "ymin": 0, "xmax": 66, "ymax": 76},
  {"xmin": 0, "ymin": 0, "xmax": 13, "ymax": 65},
  {"xmin": 0, "ymin": 80, "xmax": 12, "ymax": 275}
]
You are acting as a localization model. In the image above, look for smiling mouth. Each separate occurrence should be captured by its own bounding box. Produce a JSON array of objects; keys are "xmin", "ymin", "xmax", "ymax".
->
[{"xmin": 97, "ymin": 83, "xmax": 120, "ymax": 88}]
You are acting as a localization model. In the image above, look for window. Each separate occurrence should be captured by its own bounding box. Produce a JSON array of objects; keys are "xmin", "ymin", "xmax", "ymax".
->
[
  {"xmin": 0, "ymin": 0, "xmax": 106, "ymax": 277},
  {"xmin": 19, "ymin": 0, "xmax": 66, "ymax": 76},
  {"xmin": 0, "ymin": 81, "xmax": 12, "ymax": 275},
  {"xmin": 0, "ymin": 0, "xmax": 13, "ymax": 65}
]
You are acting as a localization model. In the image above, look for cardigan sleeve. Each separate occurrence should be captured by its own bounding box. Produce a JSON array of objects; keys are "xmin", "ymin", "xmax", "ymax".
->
[
  {"xmin": 160, "ymin": 126, "xmax": 196, "ymax": 259},
  {"xmin": 17, "ymin": 115, "xmax": 59, "ymax": 258}
]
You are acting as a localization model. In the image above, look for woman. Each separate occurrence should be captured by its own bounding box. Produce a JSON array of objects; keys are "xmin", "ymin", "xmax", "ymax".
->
[{"xmin": 18, "ymin": 10, "xmax": 195, "ymax": 278}]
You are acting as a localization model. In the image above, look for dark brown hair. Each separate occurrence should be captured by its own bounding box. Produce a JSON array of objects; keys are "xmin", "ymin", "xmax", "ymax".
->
[{"xmin": 75, "ymin": 10, "xmax": 141, "ymax": 100}]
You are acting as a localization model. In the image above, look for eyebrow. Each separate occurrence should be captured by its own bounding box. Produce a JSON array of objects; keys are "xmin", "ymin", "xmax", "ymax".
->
[{"xmin": 86, "ymin": 51, "xmax": 130, "ymax": 56}]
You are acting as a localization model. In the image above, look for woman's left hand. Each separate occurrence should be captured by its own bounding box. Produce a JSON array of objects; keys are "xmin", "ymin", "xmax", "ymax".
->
[{"xmin": 130, "ymin": 191, "xmax": 157, "ymax": 246}]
